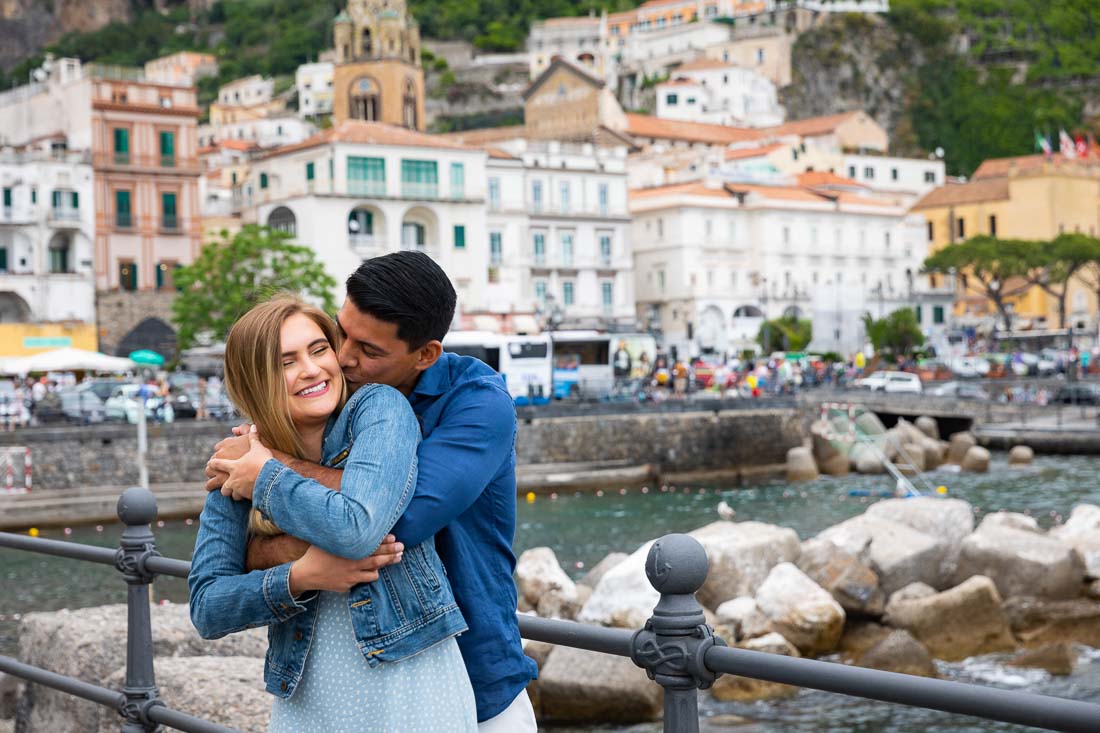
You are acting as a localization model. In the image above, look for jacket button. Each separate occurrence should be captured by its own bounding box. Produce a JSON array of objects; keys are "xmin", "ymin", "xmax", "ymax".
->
[
  {"xmin": 294, "ymin": 631, "xmax": 303, "ymax": 641},
  {"xmin": 280, "ymin": 682, "xmax": 288, "ymax": 691}
]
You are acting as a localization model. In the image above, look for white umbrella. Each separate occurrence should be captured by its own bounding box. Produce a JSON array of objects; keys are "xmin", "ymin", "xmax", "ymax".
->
[{"xmin": 0, "ymin": 347, "xmax": 136, "ymax": 375}]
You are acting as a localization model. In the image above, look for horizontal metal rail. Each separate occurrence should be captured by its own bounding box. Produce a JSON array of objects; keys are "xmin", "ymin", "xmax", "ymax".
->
[
  {"xmin": 517, "ymin": 614, "xmax": 634, "ymax": 657},
  {"xmin": 704, "ymin": 644, "xmax": 1100, "ymax": 733},
  {"xmin": 0, "ymin": 655, "xmax": 237, "ymax": 733},
  {"xmin": 0, "ymin": 531, "xmax": 117, "ymax": 565}
]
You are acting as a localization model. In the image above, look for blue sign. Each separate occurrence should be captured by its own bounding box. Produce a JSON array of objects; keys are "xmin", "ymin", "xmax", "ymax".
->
[{"xmin": 23, "ymin": 336, "xmax": 72, "ymax": 349}]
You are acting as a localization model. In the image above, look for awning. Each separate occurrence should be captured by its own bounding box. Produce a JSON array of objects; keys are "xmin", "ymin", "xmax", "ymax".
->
[{"xmin": 0, "ymin": 347, "xmax": 136, "ymax": 375}]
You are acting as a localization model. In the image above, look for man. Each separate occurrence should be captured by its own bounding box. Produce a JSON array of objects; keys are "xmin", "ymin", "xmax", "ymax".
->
[{"xmin": 206, "ymin": 251, "xmax": 538, "ymax": 730}]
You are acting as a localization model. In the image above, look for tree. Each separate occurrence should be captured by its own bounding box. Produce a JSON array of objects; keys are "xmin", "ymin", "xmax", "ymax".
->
[
  {"xmin": 171, "ymin": 225, "xmax": 338, "ymax": 350},
  {"xmin": 923, "ymin": 236, "xmax": 1035, "ymax": 332},
  {"xmin": 1073, "ymin": 235, "xmax": 1100, "ymax": 325},
  {"xmin": 757, "ymin": 316, "xmax": 811, "ymax": 352},
  {"xmin": 1025, "ymin": 233, "xmax": 1100, "ymax": 329},
  {"xmin": 862, "ymin": 308, "xmax": 925, "ymax": 358}
]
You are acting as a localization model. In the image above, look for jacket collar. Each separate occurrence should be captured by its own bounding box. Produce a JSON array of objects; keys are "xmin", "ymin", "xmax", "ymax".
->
[{"xmin": 411, "ymin": 353, "xmax": 452, "ymax": 399}]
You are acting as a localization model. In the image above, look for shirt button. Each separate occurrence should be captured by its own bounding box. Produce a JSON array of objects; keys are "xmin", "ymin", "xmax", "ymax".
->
[{"xmin": 294, "ymin": 631, "xmax": 303, "ymax": 641}]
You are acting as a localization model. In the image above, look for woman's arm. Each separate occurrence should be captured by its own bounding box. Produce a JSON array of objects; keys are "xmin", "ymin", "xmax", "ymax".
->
[
  {"xmin": 249, "ymin": 385, "xmax": 420, "ymax": 560},
  {"xmin": 187, "ymin": 490, "xmax": 310, "ymax": 639}
]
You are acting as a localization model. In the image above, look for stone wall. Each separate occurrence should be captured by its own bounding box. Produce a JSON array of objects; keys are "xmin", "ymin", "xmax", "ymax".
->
[
  {"xmin": 95, "ymin": 290, "xmax": 178, "ymax": 358},
  {"xmin": 0, "ymin": 407, "xmax": 802, "ymax": 490}
]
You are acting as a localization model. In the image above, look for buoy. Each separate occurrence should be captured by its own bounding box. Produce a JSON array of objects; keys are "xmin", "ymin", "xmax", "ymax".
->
[
  {"xmin": 156, "ymin": 520, "xmax": 165, "ymax": 528},
  {"xmin": 619, "ymin": 488, "xmax": 627, "ymax": 495},
  {"xmin": 525, "ymin": 492, "xmax": 536, "ymax": 504},
  {"xmin": 95, "ymin": 525, "xmax": 104, "ymax": 532},
  {"xmin": 63, "ymin": 527, "xmax": 72, "ymax": 536},
  {"xmin": 184, "ymin": 518, "xmax": 193, "ymax": 526},
  {"xmin": 596, "ymin": 490, "xmax": 604, "ymax": 497},
  {"xmin": 641, "ymin": 486, "xmax": 649, "ymax": 494},
  {"xmin": 28, "ymin": 527, "xmax": 38, "ymax": 537},
  {"xmin": 549, "ymin": 492, "xmax": 558, "ymax": 500},
  {"xmin": 936, "ymin": 485, "xmax": 948, "ymax": 495}
]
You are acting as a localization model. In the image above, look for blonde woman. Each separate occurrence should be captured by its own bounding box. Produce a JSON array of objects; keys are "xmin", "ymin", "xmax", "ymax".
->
[{"xmin": 188, "ymin": 295, "xmax": 477, "ymax": 732}]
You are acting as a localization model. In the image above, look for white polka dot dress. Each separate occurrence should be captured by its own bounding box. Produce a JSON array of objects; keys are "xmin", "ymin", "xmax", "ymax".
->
[{"xmin": 269, "ymin": 591, "xmax": 478, "ymax": 732}]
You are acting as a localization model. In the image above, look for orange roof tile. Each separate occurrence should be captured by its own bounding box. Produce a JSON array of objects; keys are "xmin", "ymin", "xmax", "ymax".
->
[
  {"xmin": 437, "ymin": 125, "xmax": 527, "ymax": 145},
  {"xmin": 624, "ymin": 113, "xmax": 761, "ymax": 146},
  {"xmin": 724, "ymin": 143, "xmax": 785, "ymax": 160},
  {"xmin": 728, "ymin": 183, "xmax": 829, "ymax": 203},
  {"xmin": 630, "ymin": 182, "xmax": 733, "ymax": 200},
  {"xmin": 219, "ymin": 139, "xmax": 259, "ymax": 152},
  {"xmin": 262, "ymin": 120, "xmax": 474, "ymax": 159},
  {"xmin": 661, "ymin": 78, "xmax": 702, "ymax": 87},
  {"xmin": 797, "ymin": 170, "xmax": 866, "ymax": 188},
  {"xmin": 760, "ymin": 110, "xmax": 864, "ymax": 138},
  {"xmin": 486, "ymin": 147, "xmax": 518, "ymax": 160},
  {"xmin": 675, "ymin": 58, "xmax": 735, "ymax": 73},
  {"xmin": 910, "ymin": 179, "xmax": 1011, "ymax": 210},
  {"xmin": 971, "ymin": 153, "xmax": 1100, "ymax": 180}
]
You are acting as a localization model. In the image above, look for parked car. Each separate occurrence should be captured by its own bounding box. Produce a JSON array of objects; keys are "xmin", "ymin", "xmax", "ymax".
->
[
  {"xmin": 951, "ymin": 356, "xmax": 991, "ymax": 379},
  {"xmin": 1011, "ymin": 353, "xmax": 1058, "ymax": 377},
  {"xmin": 104, "ymin": 384, "xmax": 175, "ymax": 424},
  {"xmin": 853, "ymin": 372, "xmax": 889, "ymax": 391},
  {"xmin": 927, "ymin": 381, "xmax": 991, "ymax": 401},
  {"xmin": 881, "ymin": 371, "xmax": 923, "ymax": 394},
  {"xmin": 1052, "ymin": 383, "xmax": 1100, "ymax": 405}
]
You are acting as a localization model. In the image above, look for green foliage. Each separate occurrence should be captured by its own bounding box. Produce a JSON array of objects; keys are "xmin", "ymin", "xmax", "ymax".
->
[
  {"xmin": 429, "ymin": 107, "xmax": 523, "ymax": 133},
  {"xmin": 923, "ymin": 236, "xmax": 1035, "ymax": 330},
  {"xmin": 171, "ymin": 225, "xmax": 338, "ymax": 350},
  {"xmin": 757, "ymin": 316, "xmax": 812, "ymax": 352},
  {"xmin": 862, "ymin": 309, "xmax": 925, "ymax": 357},
  {"xmin": 474, "ymin": 20, "xmax": 525, "ymax": 52}
]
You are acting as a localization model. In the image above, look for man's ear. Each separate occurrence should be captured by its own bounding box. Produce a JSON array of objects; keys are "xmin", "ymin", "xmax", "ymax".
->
[{"xmin": 414, "ymin": 340, "xmax": 443, "ymax": 373}]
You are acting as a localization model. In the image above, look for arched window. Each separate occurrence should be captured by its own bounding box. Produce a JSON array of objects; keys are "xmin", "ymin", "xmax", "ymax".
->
[
  {"xmin": 733, "ymin": 305, "xmax": 763, "ymax": 318},
  {"xmin": 402, "ymin": 79, "xmax": 418, "ymax": 129},
  {"xmin": 267, "ymin": 206, "xmax": 296, "ymax": 236},
  {"xmin": 360, "ymin": 29, "xmax": 372, "ymax": 58},
  {"xmin": 350, "ymin": 77, "xmax": 380, "ymax": 121}
]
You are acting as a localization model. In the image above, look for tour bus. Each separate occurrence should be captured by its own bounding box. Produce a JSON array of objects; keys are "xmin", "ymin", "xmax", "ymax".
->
[
  {"xmin": 442, "ymin": 331, "xmax": 553, "ymax": 405},
  {"xmin": 550, "ymin": 331, "xmax": 657, "ymax": 399}
]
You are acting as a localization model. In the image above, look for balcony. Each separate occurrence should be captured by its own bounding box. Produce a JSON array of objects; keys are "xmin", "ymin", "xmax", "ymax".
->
[
  {"xmin": 160, "ymin": 215, "xmax": 180, "ymax": 233},
  {"xmin": 48, "ymin": 208, "xmax": 81, "ymax": 228},
  {"xmin": 160, "ymin": 155, "xmax": 176, "ymax": 168},
  {"xmin": 349, "ymin": 233, "xmax": 386, "ymax": 257},
  {"xmin": 348, "ymin": 180, "xmax": 387, "ymax": 197},
  {"xmin": 401, "ymin": 182, "xmax": 439, "ymax": 200},
  {"xmin": 94, "ymin": 153, "xmax": 200, "ymax": 174},
  {"xmin": 115, "ymin": 212, "xmax": 133, "ymax": 229}
]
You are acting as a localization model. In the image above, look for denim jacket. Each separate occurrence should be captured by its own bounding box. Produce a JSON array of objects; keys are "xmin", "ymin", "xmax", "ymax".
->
[{"xmin": 188, "ymin": 384, "xmax": 467, "ymax": 698}]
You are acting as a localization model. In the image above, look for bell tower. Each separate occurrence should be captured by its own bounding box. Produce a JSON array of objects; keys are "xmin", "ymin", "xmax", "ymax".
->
[{"xmin": 332, "ymin": 0, "xmax": 425, "ymax": 130}]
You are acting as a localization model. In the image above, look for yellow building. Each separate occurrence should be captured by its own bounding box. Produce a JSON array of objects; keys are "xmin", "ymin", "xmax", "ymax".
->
[
  {"xmin": 911, "ymin": 154, "xmax": 1100, "ymax": 329},
  {"xmin": 331, "ymin": 0, "xmax": 425, "ymax": 131},
  {"xmin": 0, "ymin": 323, "xmax": 99, "ymax": 357}
]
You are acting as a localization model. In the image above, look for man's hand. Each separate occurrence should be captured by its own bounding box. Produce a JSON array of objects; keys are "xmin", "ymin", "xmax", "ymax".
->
[
  {"xmin": 288, "ymin": 538, "xmax": 405, "ymax": 596},
  {"xmin": 204, "ymin": 427, "xmax": 251, "ymax": 491},
  {"xmin": 208, "ymin": 425, "xmax": 273, "ymax": 501}
]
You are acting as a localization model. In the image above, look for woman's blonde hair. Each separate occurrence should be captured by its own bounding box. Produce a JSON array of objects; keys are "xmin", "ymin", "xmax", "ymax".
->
[{"xmin": 222, "ymin": 294, "xmax": 347, "ymax": 536}]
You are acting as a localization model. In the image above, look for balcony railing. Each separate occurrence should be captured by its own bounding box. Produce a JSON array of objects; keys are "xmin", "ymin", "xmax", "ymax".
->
[
  {"xmin": 349, "ymin": 233, "xmax": 386, "ymax": 255},
  {"xmin": 115, "ymin": 212, "xmax": 133, "ymax": 228},
  {"xmin": 48, "ymin": 208, "xmax": 81, "ymax": 225},
  {"xmin": 348, "ymin": 180, "xmax": 387, "ymax": 197},
  {"xmin": 161, "ymin": 216, "xmax": 179, "ymax": 232},
  {"xmin": 401, "ymin": 182, "xmax": 439, "ymax": 199},
  {"xmin": 1, "ymin": 206, "xmax": 11, "ymax": 221},
  {"xmin": 161, "ymin": 155, "xmax": 176, "ymax": 168},
  {"xmin": 94, "ymin": 153, "xmax": 200, "ymax": 173}
]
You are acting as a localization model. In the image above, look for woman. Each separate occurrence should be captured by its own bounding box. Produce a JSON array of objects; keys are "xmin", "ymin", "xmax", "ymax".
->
[{"xmin": 188, "ymin": 295, "xmax": 477, "ymax": 732}]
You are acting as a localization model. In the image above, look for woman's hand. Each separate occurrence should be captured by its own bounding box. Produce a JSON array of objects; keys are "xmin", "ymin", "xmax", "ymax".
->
[
  {"xmin": 207, "ymin": 424, "xmax": 272, "ymax": 501},
  {"xmin": 288, "ymin": 540, "xmax": 405, "ymax": 596}
]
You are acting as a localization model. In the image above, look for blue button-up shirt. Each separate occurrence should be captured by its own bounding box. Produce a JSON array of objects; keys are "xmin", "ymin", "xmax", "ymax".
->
[{"xmin": 390, "ymin": 352, "xmax": 537, "ymax": 721}]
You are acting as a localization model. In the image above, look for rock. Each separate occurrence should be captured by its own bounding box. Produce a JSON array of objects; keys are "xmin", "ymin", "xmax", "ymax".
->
[
  {"xmin": 946, "ymin": 431, "xmax": 977, "ymax": 465},
  {"xmin": 1008, "ymin": 445, "xmax": 1035, "ymax": 465},
  {"xmin": 922, "ymin": 441, "xmax": 943, "ymax": 471},
  {"xmin": 15, "ymin": 603, "xmax": 267, "ymax": 733},
  {"xmin": 1007, "ymin": 643, "xmax": 1077, "ymax": 676},
  {"xmin": 537, "ymin": 584, "xmax": 590, "ymax": 620},
  {"xmin": 577, "ymin": 541, "xmax": 657, "ymax": 629},
  {"xmin": 883, "ymin": 582, "xmax": 936, "ymax": 617},
  {"xmin": 836, "ymin": 621, "xmax": 891, "ymax": 658},
  {"xmin": 900, "ymin": 442, "xmax": 926, "ymax": 474},
  {"xmin": 817, "ymin": 451, "xmax": 850, "ymax": 476},
  {"xmin": 895, "ymin": 418, "xmax": 927, "ymax": 446},
  {"xmin": 1088, "ymin": 580, "xmax": 1100, "ymax": 600},
  {"xmin": 1049, "ymin": 504, "xmax": 1100, "ymax": 579},
  {"xmin": 882, "ymin": 576, "xmax": 1016, "ymax": 661},
  {"xmin": 710, "ymin": 633, "xmax": 801, "ymax": 702},
  {"xmin": 523, "ymin": 640, "xmax": 555, "ymax": 670},
  {"xmin": 538, "ymin": 645, "xmax": 662, "ymax": 723},
  {"xmin": 854, "ymin": 630, "xmax": 938, "ymax": 678},
  {"xmin": 1002, "ymin": 597, "xmax": 1100, "ymax": 648},
  {"xmin": 97, "ymin": 656, "xmax": 268, "ymax": 733},
  {"xmin": 688, "ymin": 521, "xmax": 802, "ymax": 610},
  {"xmin": 515, "ymin": 547, "xmax": 578, "ymax": 609},
  {"xmin": 786, "ymin": 446, "xmax": 819, "ymax": 482},
  {"xmin": 866, "ymin": 497, "xmax": 973, "ymax": 582},
  {"xmin": 954, "ymin": 525, "xmax": 1085, "ymax": 599},
  {"xmin": 978, "ymin": 511, "xmax": 1040, "ymax": 533},
  {"xmin": 817, "ymin": 515, "xmax": 947, "ymax": 596},
  {"xmin": 855, "ymin": 452, "xmax": 885, "ymax": 475},
  {"xmin": 810, "ymin": 420, "xmax": 843, "ymax": 464},
  {"xmin": 796, "ymin": 537, "xmax": 884, "ymax": 616},
  {"xmin": 754, "ymin": 563, "xmax": 846, "ymax": 656},
  {"xmin": 960, "ymin": 445, "xmax": 990, "ymax": 473},
  {"xmin": 714, "ymin": 597, "xmax": 772, "ymax": 640},
  {"xmin": 0, "ymin": 673, "xmax": 20, "ymax": 720},
  {"xmin": 915, "ymin": 416, "xmax": 940, "ymax": 441},
  {"xmin": 578, "ymin": 552, "xmax": 629, "ymax": 589}
]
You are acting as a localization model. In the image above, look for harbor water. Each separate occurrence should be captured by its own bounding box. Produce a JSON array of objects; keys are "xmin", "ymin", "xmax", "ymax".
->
[{"xmin": 3, "ymin": 453, "xmax": 1100, "ymax": 731}]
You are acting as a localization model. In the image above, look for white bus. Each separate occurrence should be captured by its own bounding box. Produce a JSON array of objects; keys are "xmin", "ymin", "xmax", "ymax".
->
[
  {"xmin": 442, "ymin": 331, "xmax": 552, "ymax": 405},
  {"xmin": 549, "ymin": 331, "xmax": 657, "ymax": 399}
]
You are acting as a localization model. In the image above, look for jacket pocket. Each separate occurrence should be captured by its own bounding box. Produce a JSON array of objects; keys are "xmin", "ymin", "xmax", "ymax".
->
[{"xmin": 405, "ymin": 542, "xmax": 442, "ymax": 592}]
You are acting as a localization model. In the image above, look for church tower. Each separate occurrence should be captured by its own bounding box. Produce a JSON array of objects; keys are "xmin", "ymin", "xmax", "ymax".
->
[{"xmin": 331, "ymin": 0, "xmax": 425, "ymax": 130}]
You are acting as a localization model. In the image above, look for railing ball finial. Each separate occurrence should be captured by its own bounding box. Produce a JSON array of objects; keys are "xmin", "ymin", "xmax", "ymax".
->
[
  {"xmin": 117, "ymin": 487, "xmax": 157, "ymax": 527},
  {"xmin": 645, "ymin": 533, "xmax": 708, "ymax": 596}
]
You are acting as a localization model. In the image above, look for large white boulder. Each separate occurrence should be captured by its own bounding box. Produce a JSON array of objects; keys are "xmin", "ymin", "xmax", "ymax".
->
[
  {"xmin": 1049, "ymin": 504, "xmax": 1100, "ymax": 579},
  {"xmin": 1008, "ymin": 445, "xmax": 1035, "ymax": 465},
  {"xmin": 578, "ymin": 552, "xmax": 629, "ymax": 589},
  {"xmin": 946, "ymin": 431, "xmax": 977, "ymax": 465},
  {"xmin": 816, "ymin": 514, "xmax": 948, "ymax": 596},
  {"xmin": 866, "ymin": 497, "xmax": 974, "ymax": 582},
  {"xmin": 915, "ymin": 416, "xmax": 940, "ymax": 441},
  {"xmin": 577, "ymin": 541, "xmax": 656, "ymax": 629},
  {"xmin": 515, "ymin": 547, "xmax": 578, "ymax": 609},
  {"xmin": 714, "ymin": 596, "xmax": 772, "ymax": 640},
  {"xmin": 978, "ymin": 511, "xmax": 1040, "ymax": 534},
  {"xmin": 1002, "ymin": 596, "xmax": 1100, "ymax": 649},
  {"xmin": 954, "ymin": 524, "xmax": 1086, "ymax": 599},
  {"xmin": 961, "ymin": 445, "xmax": 991, "ymax": 473},
  {"xmin": 538, "ymin": 645, "xmax": 662, "ymax": 723},
  {"xmin": 786, "ymin": 446, "xmax": 819, "ymax": 482},
  {"xmin": 796, "ymin": 536, "xmax": 884, "ymax": 616},
  {"xmin": 754, "ymin": 562, "xmax": 846, "ymax": 656},
  {"xmin": 883, "ymin": 575, "xmax": 1016, "ymax": 661},
  {"xmin": 688, "ymin": 521, "xmax": 802, "ymax": 610}
]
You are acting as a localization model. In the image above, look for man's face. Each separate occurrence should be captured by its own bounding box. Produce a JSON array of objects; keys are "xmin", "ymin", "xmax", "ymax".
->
[{"xmin": 334, "ymin": 298, "xmax": 425, "ymax": 395}]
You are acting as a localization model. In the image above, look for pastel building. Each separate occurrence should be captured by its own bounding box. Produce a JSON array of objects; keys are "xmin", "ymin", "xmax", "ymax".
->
[
  {"xmin": 296, "ymin": 61, "xmax": 335, "ymax": 118},
  {"xmin": 655, "ymin": 58, "xmax": 784, "ymax": 128}
]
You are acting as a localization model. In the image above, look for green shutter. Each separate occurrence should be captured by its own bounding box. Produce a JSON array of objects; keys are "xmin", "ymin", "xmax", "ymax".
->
[
  {"xmin": 30, "ymin": 188, "xmax": 36, "ymax": 204},
  {"xmin": 51, "ymin": 190, "xmax": 60, "ymax": 209},
  {"xmin": 159, "ymin": 131, "xmax": 175, "ymax": 166},
  {"xmin": 156, "ymin": 263, "xmax": 165, "ymax": 289},
  {"xmin": 114, "ymin": 128, "xmax": 129, "ymax": 163},
  {"xmin": 454, "ymin": 225, "xmax": 466, "ymax": 249},
  {"xmin": 162, "ymin": 192, "xmax": 177, "ymax": 229},
  {"xmin": 2, "ymin": 188, "xmax": 10, "ymax": 207},
  {"xmin": 71, "ymin": 191, "xmax": 78, "ymax": 209},
  {"xmin": 0, "ymin": 249, "xmax": 7, "ymax": 271},
  {"xmin": 115, "ymin": 190, "xmax": 131, "ymax": 227},
  {"xmin": 306, "ymin": 162, "xmax": 315, "ymax": 181},
  {"xmin": 260, "ymin": 173, "xmax": 269, "ymax": 189},
  {"xmin": 348, "ymin": 157, "xmax": 385, "ymax": 195}
]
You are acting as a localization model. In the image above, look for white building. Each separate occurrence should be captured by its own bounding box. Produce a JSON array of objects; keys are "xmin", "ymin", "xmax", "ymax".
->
[
  {"xmin": 629, "ymin": 177, "xmax": 930, "ymax": 358},
  {"xmin": 296, "ymin": 62, "xmax": 335, "ymax": 119},
  {"xmin": 237, "ymin": 120, "xmax": 493, "ymax": 315},
  {"xmin": 842, "ymin": 153, "xmax": 946, "ymax": 204},
  {"xmin": 484, "ymin": 140, "xmax": 635, "ymax": 332},
  {"xmin": 0, "ymin": 144, "xmax": 96, "ymax": 324},
  {"xmin": 198, "ymin": 114, "xmax": 315, "ymax": 149},
  {"xmin": 217, "ymin": 75, "xmax": 274, "ymax": 107},
  {"xmin": 655, "ymin": 59, "xmax": 783, "ymax": 128}
]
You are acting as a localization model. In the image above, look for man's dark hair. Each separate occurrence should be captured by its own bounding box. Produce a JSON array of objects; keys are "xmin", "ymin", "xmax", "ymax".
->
[{"xmin": 345, "ymin": 251, "xmax": 456, "ymax": 349}]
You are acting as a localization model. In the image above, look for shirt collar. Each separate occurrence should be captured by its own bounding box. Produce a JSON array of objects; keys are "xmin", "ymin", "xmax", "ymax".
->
[{"xmin": 411, "ymin": 354, "xmax": 451, "ymax": 400}]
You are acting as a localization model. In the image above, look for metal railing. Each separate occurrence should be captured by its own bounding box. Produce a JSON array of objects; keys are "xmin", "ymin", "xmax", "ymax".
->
[{"xmin": 2, "ymin": 489, "xmax": 1100, "ymax": 732}]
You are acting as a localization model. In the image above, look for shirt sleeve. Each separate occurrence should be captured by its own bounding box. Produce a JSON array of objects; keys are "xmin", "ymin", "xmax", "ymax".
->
[
  {"xmin": 250, "ymin": 384, "xmax": 420, "ymax": 560},
  {"xmin": 389, "ymin": 381, "xmax": 516, "ymax": 547}
]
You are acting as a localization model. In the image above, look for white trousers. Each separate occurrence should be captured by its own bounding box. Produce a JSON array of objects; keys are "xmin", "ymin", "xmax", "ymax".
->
[{"xmin": 478, "ymin": 689, "xmax": 537, "ymax": 733}]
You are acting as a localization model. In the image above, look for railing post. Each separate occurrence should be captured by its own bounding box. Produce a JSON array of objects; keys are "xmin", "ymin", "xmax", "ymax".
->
[
  {"xmin": 114, "ymin": 487, "xmax": 165, "ymax": 732},
  {"xmin": 630, "ymin": 534, "xmax": 726, "ymax": 733}
]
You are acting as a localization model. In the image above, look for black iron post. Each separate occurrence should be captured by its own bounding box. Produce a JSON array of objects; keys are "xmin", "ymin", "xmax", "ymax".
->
[
  {"xmin": 630, "ymin": 534, "xmax": 725, "ymax": 733},
  {"xmin": 115, "ymin": 487, "xmax": 165, "ymax": 732}
]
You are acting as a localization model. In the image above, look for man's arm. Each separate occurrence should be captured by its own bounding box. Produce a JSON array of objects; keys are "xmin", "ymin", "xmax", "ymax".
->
[{"xmin": 388, "ymin": 381, "xmax": 516, "ymax": 547}]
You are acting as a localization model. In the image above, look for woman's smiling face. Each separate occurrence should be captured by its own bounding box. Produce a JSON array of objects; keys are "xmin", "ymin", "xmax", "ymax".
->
[{"xmin": 281, "ymin": 312, "xmax": 342, "ymax": 427}]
